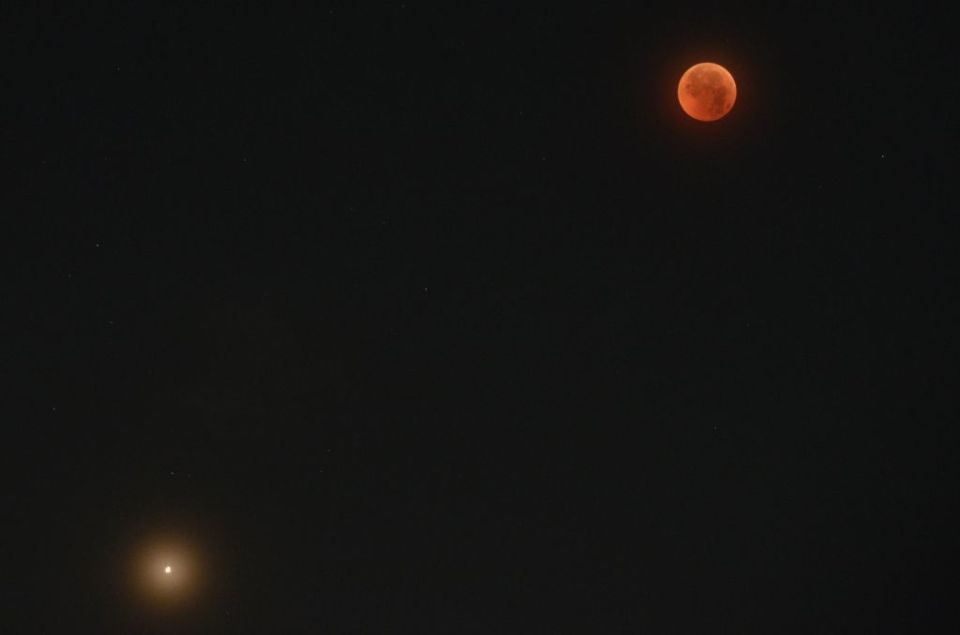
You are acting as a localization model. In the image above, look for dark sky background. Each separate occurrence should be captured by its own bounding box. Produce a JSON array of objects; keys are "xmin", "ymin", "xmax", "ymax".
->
[{"xmin": 4, "ymin": 3, "xmax": 958, "ymax": 633}]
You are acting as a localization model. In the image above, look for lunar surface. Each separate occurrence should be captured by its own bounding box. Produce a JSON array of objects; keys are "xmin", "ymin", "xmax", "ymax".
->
[{"xmin": 677, "ymin": 62, "xmax": 737, "ymax": 122}]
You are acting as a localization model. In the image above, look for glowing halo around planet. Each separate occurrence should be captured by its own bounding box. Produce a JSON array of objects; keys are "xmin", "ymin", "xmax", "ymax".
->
[
  {"xmin": 140, "ymin": 544, "xmax": 195, "ymax": 599},
  {"xmin": 119, "ymin": 534, "xmax": 210, "ymax": 613},
  {"xmin": 106, "ymin": 520, "xmax": 232, "ymax": 630},
  {"xmin": 677, "ymin": 62, "xmax": 737, "ymax": 122}
]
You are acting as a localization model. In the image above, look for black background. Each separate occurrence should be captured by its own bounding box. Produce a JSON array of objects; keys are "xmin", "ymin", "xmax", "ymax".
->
[{"xmin": 4, "ymin": 3, "xmax": 958, "ymax": 632}]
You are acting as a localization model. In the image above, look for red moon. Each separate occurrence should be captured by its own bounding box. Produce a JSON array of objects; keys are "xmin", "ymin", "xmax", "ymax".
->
[{"xmin": 677, "ymin": 62, "xmax": 737, "ymax": 122}]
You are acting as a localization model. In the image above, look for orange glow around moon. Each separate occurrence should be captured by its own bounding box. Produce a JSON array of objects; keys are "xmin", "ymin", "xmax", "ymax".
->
[{"xmin": 677, "ymin": 62, "xmax": 736, "ymax": 122}]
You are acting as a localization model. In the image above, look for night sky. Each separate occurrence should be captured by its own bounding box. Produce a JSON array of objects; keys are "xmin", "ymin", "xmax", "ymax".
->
[{"xmin": 6, "ymin": 3, "xmax": 959, "ymax": 632}]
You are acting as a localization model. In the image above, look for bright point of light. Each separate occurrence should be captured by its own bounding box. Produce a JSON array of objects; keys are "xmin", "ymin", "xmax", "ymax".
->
[{"xmin": 128, "ymin": 537, "xmax": 208, "ymax": 605}]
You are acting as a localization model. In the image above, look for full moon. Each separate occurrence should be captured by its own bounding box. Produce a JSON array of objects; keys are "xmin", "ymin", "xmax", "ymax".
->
[{"xmin": 677, "ymin": 62, "xmax": 736, "ymax": 122}]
